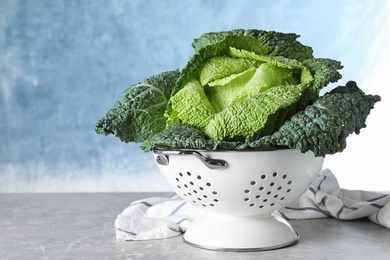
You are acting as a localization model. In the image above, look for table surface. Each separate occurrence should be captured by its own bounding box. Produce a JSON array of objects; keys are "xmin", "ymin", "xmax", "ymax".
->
[{"xmin": 1, "ymin": 192, "xmax": 390, "ymax": 260}]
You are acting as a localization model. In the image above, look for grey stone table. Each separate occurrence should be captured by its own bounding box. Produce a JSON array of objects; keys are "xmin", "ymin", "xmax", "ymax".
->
[{"xmin": 1, "ymin": 192, "xmax": 390, "ymax": 260}]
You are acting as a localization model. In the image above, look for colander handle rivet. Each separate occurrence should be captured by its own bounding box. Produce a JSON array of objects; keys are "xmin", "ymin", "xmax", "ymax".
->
[{"xmin": 156, "ymin": 154, "xmax": 169, "ymax": 166}]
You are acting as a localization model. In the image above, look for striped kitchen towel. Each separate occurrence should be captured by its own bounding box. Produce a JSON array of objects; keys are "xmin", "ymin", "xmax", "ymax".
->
[
  {"xmin": 115, "ymin": 169, "xmax": 390, "ymax": 241},
  {"xmin": 279, "ymin": 169, "xmax": 390, "ymax": 226}
]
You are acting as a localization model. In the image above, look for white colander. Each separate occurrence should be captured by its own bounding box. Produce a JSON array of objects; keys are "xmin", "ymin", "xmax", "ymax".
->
[{"xmin": 154, "ymin": 148, "xmax": 324, "ymax": 251}]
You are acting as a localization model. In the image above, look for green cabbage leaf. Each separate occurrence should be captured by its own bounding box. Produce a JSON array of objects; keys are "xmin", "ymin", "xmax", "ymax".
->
[{"xmin": 95, "ymin": 70, "xmax": 180, "ymax": 143}]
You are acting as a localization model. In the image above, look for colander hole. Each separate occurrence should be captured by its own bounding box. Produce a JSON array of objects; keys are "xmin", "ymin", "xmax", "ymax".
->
[
  {"xmin": 210, "ymin": 204, "xmax": 215, "ymax": 207},
  {"xmin": 288, "ymin": 181, "xmax": 292, "ymax": 185},
  {"xmin": 187, "ymin": 172, "xmax": 191, "ymax": 176},
  {"xmin": 244, "ymin": 198, "xmax": 249, "ymax": 201},
  {"xmin": 270, "ymin": 203, "xmax": 275, "ymax": 206},
  {"xmin": 190, "ymin": 181, "xmax": 194, "ymax": 185},
  {"xmin": 273, "ymin": 172, "xmax": 278, "ymax": 177},
  {"xmin": 259, "ymin": 205, "xmax": 264, "ymax": 209},
  {"xmin": 250, "ymin": 204, "xmax": 254, "ymax": 207},
  {"xmin": 177, "ymin": 185, "xmax": 181, "ymax": 189},
  {"xmin": 197, "ymin": 198, "xmax": 202, "ymax": 201},
  {"xmin": 274, "ymin": 195, "xmax": 278, "ymax": 198},
  {"xmin": 188, "ymin": 192, "xmax": 192, "ymax": 196},
  {"xmin": 261, "ymin": 175, "xmax": 266, "ymax": 179},
  {"xmin": 277, "ymin": 186, "xmax": 282, "ymax": 190},
  {"xmin": 184, "ymin": 184, "xmax": 188, "ymax": 188},
  {"xmin": 263, "ymin": 199, "xmax": 268, "ymax": 202},
  {"xmin": 259, "ymin": 187, "xmax": 264, "ymax": 191},
  {"xmin": 256, "ymin": 195, "xmax": 261, "ymax": 199},
  {"xmin": 244, "ymin": 189, "xmax": 250, "ymax": 194},
  {"xmin": 270, "ymin": 182, "xmax": 275, "ymax": 187},
  {"xmin": 197, "ymin": 175, "xmax": 201, "ymax": 180},
  {"xmin": 193, "ymin": 190, "xmax": 198, "ymax": 194},
  {"xmin": 251, "ymin": 181, "xmax": 256, "ymax": 186},
  {"xmin": 214, "ymin": 199, "xmax": 219, "ymax": 202},
  {"xmin": 206, "ymin": 182, "xmax": 211, "ymax": 186},
  {"xmin": 192, "ymin": 200, "xmax": 196, "ymax": 203},
  {"xmin": 199, "ymin": 187, "xmax": 204, "ymax": 190},
  {"xmin": 212, "ymin": 191, "xmax": 218, "ymax": 195},
  {"xmin": 282, "ymin": 174, "xmax": 287, "ymax": 179},
  {"xmin": 287, "ymin": 189, "xmax": 291, "ymax": 193},
  {"xmin": 267, "ymin": 191, "xmax": 272, "ymax": 195},
  {"xmin": 203, "ymin": 195, "xmax": 208, "ymax": 198},
  {"xmin": 179, "ymin": 172, "xmax": 183, "ymax": 177},
  {"xmin": 202, "ymin": 204, "xmax": 206, "ymax": 207},
  {"xmin": 280, "ymin": 197, "xmax": 285, "ymax": 201},
  {"xmin": 175, "ymin": 178, "xmax": 179, "ymax": 182},
  {"xmin": 183, "ymin": 193, "xmax": 187, "ymax": 197}
]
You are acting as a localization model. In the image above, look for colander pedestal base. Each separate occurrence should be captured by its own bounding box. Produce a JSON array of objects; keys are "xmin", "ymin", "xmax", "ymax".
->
[{"xmin": 183, "ymin": 212, "xmax": 299, "ymax": 251}]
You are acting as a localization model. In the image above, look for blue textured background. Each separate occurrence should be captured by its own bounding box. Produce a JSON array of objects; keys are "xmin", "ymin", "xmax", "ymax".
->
[{"xmin": 1, "ymin": 0, "xmax": 389, "ymax": 192}]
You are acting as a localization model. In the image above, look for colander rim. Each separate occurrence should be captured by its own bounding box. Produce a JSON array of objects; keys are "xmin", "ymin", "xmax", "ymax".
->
[{"xmin": 153, "ymin": 146, "xmax": 290, "ymax": 154}]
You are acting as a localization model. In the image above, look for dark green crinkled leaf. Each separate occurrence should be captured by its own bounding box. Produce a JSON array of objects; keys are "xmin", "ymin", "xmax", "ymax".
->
[
  {"xmin": 297, "ymin": 58, "xmax": 344, "ymax": 108},
  {"xmin": 252, "ymin": 81, "xmax": 381, "ymax": 156},
  {"xmin": 140, "ymin": 124, "xmax": 246, "ymax": 151},
  {"xmin": 192, "ymin": 29, "xmax": 314, "ymax": 61},
  {"xmin": 302, "ymin": 58, "xmax": 344, "ymax": 91},
  {"xmin": 95, "ymin": 70, "xmax": 180, "ymax": 143}
]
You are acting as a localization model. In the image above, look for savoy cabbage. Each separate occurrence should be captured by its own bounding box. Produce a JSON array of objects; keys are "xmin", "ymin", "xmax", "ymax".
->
[{"xmin": 96, "ymin": 29, "xmax": 380, "ymax": 157}]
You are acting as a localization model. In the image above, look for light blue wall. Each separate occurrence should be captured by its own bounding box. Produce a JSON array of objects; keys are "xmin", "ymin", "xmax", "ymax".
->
[{"xmin": 0, "ymin": 0, "xmax": 387, "ymax": 191}]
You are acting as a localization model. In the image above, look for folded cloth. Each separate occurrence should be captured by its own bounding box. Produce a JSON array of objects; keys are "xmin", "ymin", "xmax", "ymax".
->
[
  {"xmin": 279, "ymin": 169, "xmax": 390, "ymax": 228},
  {"xmin": 115, "ymin": 169, "xmax": 390, "ymax": 241},
  {"xmin": 115, "ymin": 196, "xmax": 202, "ymax": 240}
]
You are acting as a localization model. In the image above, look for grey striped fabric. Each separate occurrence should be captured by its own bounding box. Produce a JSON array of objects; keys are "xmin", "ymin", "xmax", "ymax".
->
[
  {"xmin": 279, "ymin": 169, "xmax": 390, "ymax": 227},
  {"xmin": 115, "ymin": 169, "xmax": 390, "ymax": 241}
]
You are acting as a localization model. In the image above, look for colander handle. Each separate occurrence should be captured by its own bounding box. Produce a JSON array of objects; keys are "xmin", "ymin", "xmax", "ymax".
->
[{"xmin": 153, "ymin": 149, "xmax": 228, "ymax": 170}]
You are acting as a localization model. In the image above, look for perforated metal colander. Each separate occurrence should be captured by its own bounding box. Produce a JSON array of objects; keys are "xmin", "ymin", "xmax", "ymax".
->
[{"xmin": 154, "ymin": 148, "xmax": 324, "ymax": 251}]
